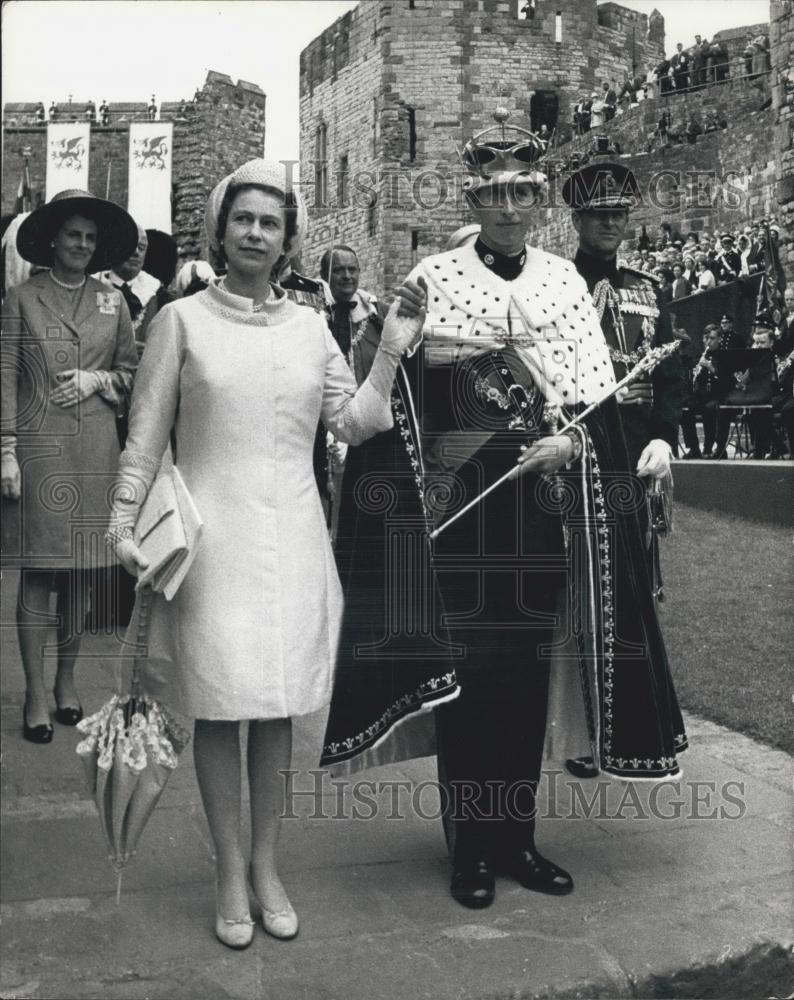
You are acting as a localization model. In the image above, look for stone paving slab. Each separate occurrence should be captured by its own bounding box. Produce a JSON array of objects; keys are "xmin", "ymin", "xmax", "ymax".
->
[{"xmin": 2, "ymin": 568, "xmax": 792, "ymax": 999}]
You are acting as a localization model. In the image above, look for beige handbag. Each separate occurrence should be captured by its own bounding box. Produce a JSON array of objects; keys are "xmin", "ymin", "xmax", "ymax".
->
[{"xmin": 134, "ymin": 463, "xmax": 202, "ymax": 600}]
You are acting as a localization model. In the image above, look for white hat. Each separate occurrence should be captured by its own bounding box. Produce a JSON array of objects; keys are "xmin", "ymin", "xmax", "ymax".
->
[{"xmin": 204, "ymin": 159, "xmax": 308, "ymax": 258}]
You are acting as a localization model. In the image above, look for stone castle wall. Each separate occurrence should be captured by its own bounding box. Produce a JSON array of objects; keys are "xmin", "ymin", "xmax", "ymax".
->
[
  {"xmin": 770, "ymin": 0, "xmax": 793, "ymax": 285},
  {"xmin": 2, "ymin": 71, "xmax": 266, "ymax": 261},
  {"xmin": 299, "ymin": 0, "xmax": 664, "ymax": 296}
]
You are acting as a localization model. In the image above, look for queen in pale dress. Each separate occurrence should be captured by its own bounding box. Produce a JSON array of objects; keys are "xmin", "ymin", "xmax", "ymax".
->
[{"xmin": 108, "ymin": 160, "xmax": 426, "ymax": 948}]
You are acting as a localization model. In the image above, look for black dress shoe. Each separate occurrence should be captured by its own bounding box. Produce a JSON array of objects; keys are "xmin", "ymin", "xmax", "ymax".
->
[
  {"xmin": 450, "ymin": 856, "xmax": 495, "ymax": 909},
  {"xmin": 23, "ymin": 707, "xmax": 54, "ymax": 744},
  {"xmin": 565, "ymin": 756, "xmax": 599, "ymax": 779},
  {"xmin": 53, "ymin": 690, "xmax": 83, "ymax": 726},
  {"xmin": 506, "ymin": 849, "xmax": 574, "ymax": 896}
]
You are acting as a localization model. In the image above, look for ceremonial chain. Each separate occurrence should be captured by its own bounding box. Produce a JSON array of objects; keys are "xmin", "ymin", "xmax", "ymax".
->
[{"xmin": 48, "ymin": 271, "xmax": 86, "ymax": 290}]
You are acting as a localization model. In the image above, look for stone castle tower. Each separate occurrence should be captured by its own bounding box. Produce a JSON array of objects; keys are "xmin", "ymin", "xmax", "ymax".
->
[
  {"xmin": 3, "ymin": 71, "xmax": 266, "ymax": 261},
  {"xmin": 299, "ymin": 0, "xmax": 664, "ymax": 294}
]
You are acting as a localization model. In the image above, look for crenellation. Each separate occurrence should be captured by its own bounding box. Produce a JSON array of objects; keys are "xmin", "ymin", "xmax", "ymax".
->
[{"xmin": 2, "ymin": 71, "xmax": 265, "ymax": 263}]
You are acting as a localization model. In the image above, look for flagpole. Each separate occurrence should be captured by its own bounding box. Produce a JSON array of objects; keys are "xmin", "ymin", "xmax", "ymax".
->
[
  {"xmin": 105, "ymin": 158, "xmax": 112, "ymax": 200},
  {"xmin": 428, "ymin": 342, "xmax": 681, "ymax": 541}
]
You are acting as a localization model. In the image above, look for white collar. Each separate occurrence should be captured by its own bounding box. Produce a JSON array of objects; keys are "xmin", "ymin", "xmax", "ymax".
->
[{"xmin": 104, "ymin": 269, "xmax": 161, "ymax": 302}]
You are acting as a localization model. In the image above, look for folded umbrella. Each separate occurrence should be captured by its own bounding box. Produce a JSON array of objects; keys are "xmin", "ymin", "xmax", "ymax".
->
[{"xmin": 76, "ymin": 588, "xmax": 191, "ymax": 902}]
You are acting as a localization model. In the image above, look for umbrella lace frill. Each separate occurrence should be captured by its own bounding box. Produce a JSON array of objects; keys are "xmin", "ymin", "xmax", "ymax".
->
[
  {"xmin": 74, "ymin": 588, "xmax": 192, "ymax": 902},
  {"xmin": 76, "ymin": 696, "xmax": 191, "ymax": 774}
]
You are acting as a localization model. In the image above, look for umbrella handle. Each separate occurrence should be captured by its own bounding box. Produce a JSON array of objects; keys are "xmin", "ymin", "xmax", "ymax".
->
[{"xmin": 130, "ymin": 587, "xmax": 153, "ymax": 700}]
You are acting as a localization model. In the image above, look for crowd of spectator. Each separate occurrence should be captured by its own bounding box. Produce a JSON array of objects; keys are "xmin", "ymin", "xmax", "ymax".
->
[
  {"xmin": 571, "ymin": 31, "xmax": 772, "ymax": 137},
  {"xmin": 28, "ymin": 94, "xmax": 197, "ymax": 126},
  {"xmin": 619, "ymin": 219, "xmax": 782, "ymax": 303}
]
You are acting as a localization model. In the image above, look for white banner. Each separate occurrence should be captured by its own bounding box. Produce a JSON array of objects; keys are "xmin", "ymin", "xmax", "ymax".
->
[
  {"xmin": 127, "ymin": 122, "xmax": 173, "ymax": 233},
  {"xmin": 46, "ymin": 123, "xmax": 90, "ymax": 201}
]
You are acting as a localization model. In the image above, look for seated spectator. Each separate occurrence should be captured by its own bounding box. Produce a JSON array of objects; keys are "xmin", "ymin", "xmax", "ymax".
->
[
  {"xmin": 747, "ymin": 325, "xmax": 776, "ymax": 458},
  {"xmin": 681, "ymin": 323, "xmax": 722, "ymax": 457},
  {"xmin": 590, "ymin": 92, "xmax": 604, "ymax": 128},
  {"xmin": 694, "ymin": 257, "xmax": 716, "ymax": 292},
  {"xmin": 685, "ymin": 116, "xmax": 703, "ymax": 144},
  {"xmin": 656, "ymin": 267, "xmax": 674, "ymax": 303},
  {"xmin": 671, "ymin": 263, "xmax": 690, "ymax": 299},
  {"xmin": 715, "ymin": 234, "xmax": 741, "ymax": 283}
]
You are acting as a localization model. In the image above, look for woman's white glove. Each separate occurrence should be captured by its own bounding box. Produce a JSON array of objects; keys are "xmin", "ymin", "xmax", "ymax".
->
[
  {"xmin": 50, "ymin": 369, "xmax": 101, "ymax": 408},
  {"xmin": 1, "ymin": 452, "xmax": 21, "ymax": 500},
  {"xmin": 513, "ymin": 434, "xmax": 576, "ymax": 477},
  {"xmin": 379, "ymin": 277, "xmax": 427, "ymax": 356},
  {"xmin": 106, "ymin": 467, "xmax": 154, "ymax": 578},
  {"xmin": 115, "ymin": 535, "xmax": 150, "ymax": 578},
  {"xmin": 636, "ymin": 438, "xmax": 672, "ymax": 479}
]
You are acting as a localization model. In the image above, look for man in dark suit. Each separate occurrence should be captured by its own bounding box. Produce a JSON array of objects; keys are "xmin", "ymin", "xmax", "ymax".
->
[
  {"xmin": 690, "ymin": 35, "xmax": 706, "ymax": 88},
  {"xmin": 671, "ymin": 43, "xmax": 690, "ymax": 90},
  {"xmin": 602, "ymin": 80, "xmax": 617, "ymax": 121}
]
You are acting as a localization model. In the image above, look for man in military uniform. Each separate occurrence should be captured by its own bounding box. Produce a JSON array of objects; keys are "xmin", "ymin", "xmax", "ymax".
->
[
  {"xmin": 565, "ymin": 152, "xmax": 683, "ymax": 476},
  {"xmin": 680, "ymin": 323, "xmax": 723, "ymax": 458},
  {"xmin": 564, "ymin": 148, "xmax": 684, "ymax": 778}
]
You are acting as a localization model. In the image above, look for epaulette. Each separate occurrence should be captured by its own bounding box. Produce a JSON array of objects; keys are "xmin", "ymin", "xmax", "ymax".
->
[
  {"xmin": 281, "ymin": 271, "xmax": 324, "ymax": 295},
  {"xmin": 619, "ymin": 263, "xmax": 662, "ymax": 286},
  {"xmin": 280, "ymin": 270, "xmax": 329, "ymax": 313}
]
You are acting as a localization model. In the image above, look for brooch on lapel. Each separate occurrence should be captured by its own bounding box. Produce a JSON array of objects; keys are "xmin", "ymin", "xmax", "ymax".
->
[{"xmin": 96, "ymin": 291, "xmax": 119, "ymax": 315}]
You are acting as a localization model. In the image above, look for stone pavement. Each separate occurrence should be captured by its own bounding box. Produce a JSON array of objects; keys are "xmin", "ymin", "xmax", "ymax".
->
[{"xmin": 1, "ymin": 569, "xmax": 792, "ymax": 1000}]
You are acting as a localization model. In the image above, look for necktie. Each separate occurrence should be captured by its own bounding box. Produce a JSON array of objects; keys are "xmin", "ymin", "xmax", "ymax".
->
[
  {"xmin": 332, "ymin": 300, "xmax": 356, "ymax": 354},
  {"xmin": 119, "ymin": 282, "xmax": 142, "ymax": 321}
]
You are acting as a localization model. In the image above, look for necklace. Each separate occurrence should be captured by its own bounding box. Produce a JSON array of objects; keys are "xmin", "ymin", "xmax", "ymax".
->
[
  {"xmin": 220, "ymin": 277, "xmax": 269, "ymax": 312},
  {"xmin": 49, "ymin": 271, "xmax": 86, "ymax": 291}
]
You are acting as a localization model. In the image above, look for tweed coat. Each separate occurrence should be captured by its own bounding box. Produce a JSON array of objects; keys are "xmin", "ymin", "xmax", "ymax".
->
[
  {"xmin": 1, "ymin": 271, "xmax": 137, "ymax": 567},
  {"xmin": 119, "ymin": 280, "xmax": 395, "ymax": 720}
]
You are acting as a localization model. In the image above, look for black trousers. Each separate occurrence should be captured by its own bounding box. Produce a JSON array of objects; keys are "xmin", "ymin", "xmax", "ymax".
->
[
  {"xmin": 432, "ymin": 457, "xmax": 564, "ymax": 862},
  {"xmin": 680, "ymin": 403, "xmax": 717, "ymax": 454},
  {"xmin": 436, "ymin": 644, "xmax": 552, "ymax": 860}
]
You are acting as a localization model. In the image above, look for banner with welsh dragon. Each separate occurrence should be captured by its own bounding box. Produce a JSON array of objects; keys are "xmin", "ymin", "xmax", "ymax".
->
[{"xmin": 127, "ymin": 122, "xmax": 173, "ymax": 233}]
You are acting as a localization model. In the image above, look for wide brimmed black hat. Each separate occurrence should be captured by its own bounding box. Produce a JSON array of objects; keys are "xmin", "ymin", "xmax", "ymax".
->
[
  {"xmin": 16, "ymin": 189, "xmax": 138, "ymax": 272},
  {"xmin": 562, "ymin": 160, "xmax": 640, "ymax": 210},
  {"xmin": 144, "ymin": 229, "xmax": 178, "ymax": 286}
]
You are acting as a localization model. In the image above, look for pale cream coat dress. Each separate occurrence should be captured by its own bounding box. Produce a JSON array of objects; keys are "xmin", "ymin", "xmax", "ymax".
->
[{"xmin": 120, "ymin": 280, "xmax": 395, "ymax": 720}]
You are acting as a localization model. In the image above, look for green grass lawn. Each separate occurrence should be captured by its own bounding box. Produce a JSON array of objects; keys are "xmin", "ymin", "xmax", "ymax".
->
[{"xmin": 661, "ymin": 502, "xmax": 793, "ymax": 754}]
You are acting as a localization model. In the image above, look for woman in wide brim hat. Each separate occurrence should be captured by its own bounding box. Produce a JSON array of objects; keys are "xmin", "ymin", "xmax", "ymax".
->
[
  {"xmin": 16, "ymin": 189, "xmax": 138, "ymax": 273},
  {"xmin": 1, "ymin": 189, "xmax": 139, "ymax": 745}
]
